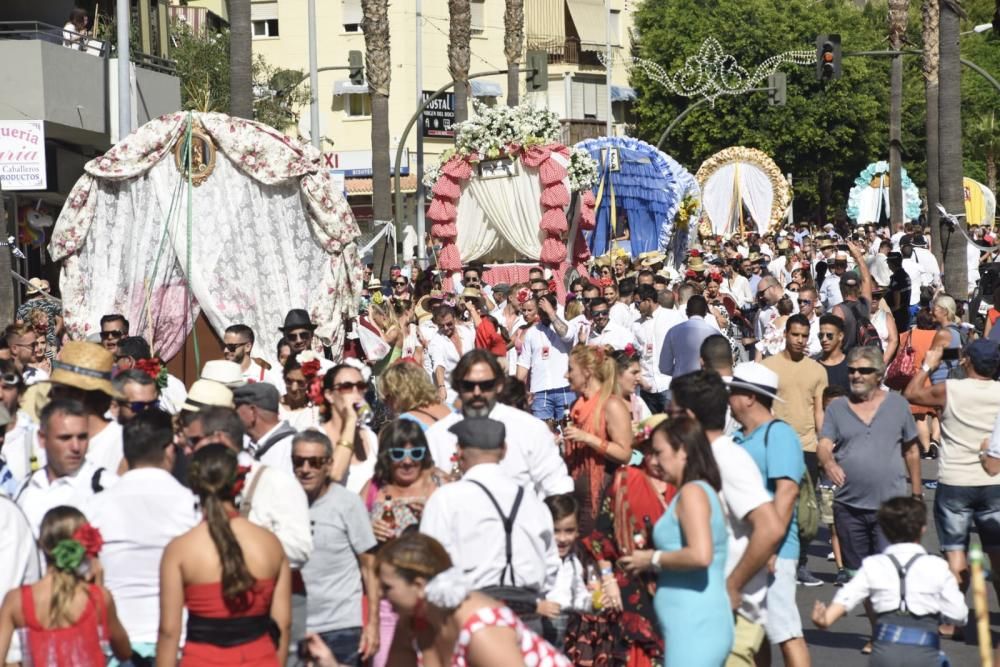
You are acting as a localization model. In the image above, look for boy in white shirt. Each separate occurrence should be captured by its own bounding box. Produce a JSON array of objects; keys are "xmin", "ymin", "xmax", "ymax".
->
[
  {"xmin": 539, "ymin": 494, "xmax": 592, "ymax": 649},
  {"xmin": 812, "ymin": 496, "xmax": 967, "ymax": 665}
]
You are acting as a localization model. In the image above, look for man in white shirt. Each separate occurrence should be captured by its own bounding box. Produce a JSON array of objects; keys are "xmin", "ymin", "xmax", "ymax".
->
[
  {"xmin": 819, "ymin": 255, "xmax": 848, "ymax": 310},
  {"xmin": 234, "ymin": 383, "xmax": 298, "ymax": 476},
  {"xmin": 796, "ymin": 287, "xmax": 823, "ymax": 357},
  {"xmin": 426, "ymin": 349, "xmax": 573, "ymax": 499},
  {"xmin": 15, "ymin": 398, "xmax": 118, "ymax": 535},
  {"xmin": 899, "ymin": 244, "xmax": 924, "ymax": 310},
  {"xmin": 581, "ymin": 297, "xmax": 636, "ymax": 350},
  {"xmin": 517, "ymin": 296, "xmax": 578, "ymax": 422},
  {"xmin": 867, "ymin": 239, "xmax": 892, "ymax": 289},
  {"xmin": 88, "ymin": 409, "xmax": 200, "ymax": 662},
  {"xmin": 224, "ymin": 324, "xmax": 283, "ymax": 386},
  {"xmin": 632, "ymin": 285, "xmax": 683, "ymax": 413},
  {"xmin": 722, "ymin": 260, "xmax": 755, "ymax": 309},
  {"xmin": 0, "ymin": 495, "xmax": 40, "ymax": 664},
  {"xmin": 427, "ymin": 304, "xmax": 476, "ymax": 405},
  {"xmin": 421, "ymin": 416, "xmax": 559, "ymax": 634},
  {"xmin": 113, "ymin": 337, "xmax": 187, "ymax": 414},
  {"xmin": 910, "ymin": 235, "xmax": 942, "ymax": 289},
  {"xmin": 110, "ymin": 369, "xmax": 162, "ymax": 424},
  {"xmin": 669, "ymin": 371, "xmax": 785, "ymax": 666}
]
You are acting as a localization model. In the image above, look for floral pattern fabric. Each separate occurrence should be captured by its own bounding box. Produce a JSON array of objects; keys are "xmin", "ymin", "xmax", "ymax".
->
[{"xmin": 50, "ymin": 112, "xmax": 360, "ymax": 361}]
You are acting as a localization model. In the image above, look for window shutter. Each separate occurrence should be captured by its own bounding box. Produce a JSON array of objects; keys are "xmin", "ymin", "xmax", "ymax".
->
[{"xmin": 251, "ymin": 2, "xmax": 278, "ymax": 21}]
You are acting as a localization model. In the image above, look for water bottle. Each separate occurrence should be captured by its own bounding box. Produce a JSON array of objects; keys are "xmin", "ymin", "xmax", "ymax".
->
[{"xmin": 354, "ymin": 401, "xmax": 373, "ymax": 427}]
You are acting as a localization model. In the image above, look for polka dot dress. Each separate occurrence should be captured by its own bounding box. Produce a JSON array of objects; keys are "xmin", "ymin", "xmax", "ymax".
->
[{"xmin": 451, "ymin": 606, "xmax": 571, "ymax": 667}]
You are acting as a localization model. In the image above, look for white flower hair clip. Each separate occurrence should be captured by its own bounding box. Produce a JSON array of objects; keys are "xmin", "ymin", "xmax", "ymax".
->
[{"xmin": 425, "ymin": 566, "xmax": 469, "ymax": 610}]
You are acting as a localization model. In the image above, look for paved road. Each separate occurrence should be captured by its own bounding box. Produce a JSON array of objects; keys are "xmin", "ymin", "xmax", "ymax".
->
[{"xmin": 774, "ymin": 459, "xmax": 995, "ymax": 666}]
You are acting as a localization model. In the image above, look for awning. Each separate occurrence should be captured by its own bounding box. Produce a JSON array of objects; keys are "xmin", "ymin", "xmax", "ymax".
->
[
  {"xmin": 345, "ymin": 174, "xmax": 418, "ymax": 196},
  {"xmin": 611, "ymin": 85, "xmax": 637, "ymax": 102},
  {"xmin": 566, "ymin": 0, "xmax": 610, "ymax": 50},
  {"xmin": 333, "ymin": 80, "xmax": 369, "ymax": 95},
  {"xmin": 471, "ymin": 80, "xmax": 503, "ymax": 98}
]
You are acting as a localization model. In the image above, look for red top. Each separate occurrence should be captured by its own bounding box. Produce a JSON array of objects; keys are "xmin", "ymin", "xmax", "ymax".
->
[
  {"xmin": 181, "ymin": 580, "xmax": 279, "ymax": 667},
  {"xmin": 20, "ymin": 583, "xmax": 108, "ymax": 667}
]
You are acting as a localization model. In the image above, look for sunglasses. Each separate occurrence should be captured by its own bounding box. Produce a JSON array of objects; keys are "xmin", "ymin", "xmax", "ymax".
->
[
  {"xmin": 292, "ymin": 455, "xmax": 330, "ymax": 469},
  {"xmin": 394, "ymin": 281, "xmax": 407, "ymax": 287},
  {"xmin": 99, "ymin": 330, "xmax": 125, "ymax": 340},
  {"xmin": 389, "ymin": 446, "xmax": 427, "ymax": 463},
  {"xmin": 818, "ymin": 332, "xmax": 837, "ymax": 340},
  {"xmin": 286, "ymin": 331, "xmax": 312, "ymax": 342},
  {"xmin": 334, "ymin": 381, "xmax": 367, "ymax": 393},
  {"xmin": 798, "ymin": 299, "xmax": 813, "ymax": 306},
  {"xmin": 464, "ymin": 277, "xmax": 480, "ymax": 284},
  {"xmin": 117, "ymin": 399, "xmax": 159, "ymax": 413},
  {"xmin": 591, "ymin": 310, "xmax": 610, "ymax": 319},
  {"xmin": 459, "ymin": 378, "xmax": 497, "ymax": 393},
  {"xmin": 848, "ymin": 367, "xmax": 879, "ymax": 375},
  {"xmin": 223, "ymin": 342, "xmax": 248, "ymax": 352}
]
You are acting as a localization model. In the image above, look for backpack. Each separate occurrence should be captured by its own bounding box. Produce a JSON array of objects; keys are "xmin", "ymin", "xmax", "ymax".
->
[
  {"xmin": 846, "ymin": 300, "xmax": 883, "ymax": 351},
  {"xmin": 763, "ymin": 421, "xmax": 819, "ymax": 545}
]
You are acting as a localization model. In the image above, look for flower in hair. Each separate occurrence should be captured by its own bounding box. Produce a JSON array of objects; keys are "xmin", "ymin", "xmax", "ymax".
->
[
  {"xmin": 623, "ymin": 343, "xmax": 636, "ymax": 358},
  {"xmin": 230, "ymin": 465, "xmax": 252, "ymax": 498},
  {"xmin": 516, "ymin": 287, "xmax": 531, "ymax": 305},
  {"xmin": 424, "ymin": 566, "xmax": 470, "ymax": 609},
  {"xmin": 51, "ymin": 523, "xmax": 104, "ymax": 574},
  {"xmin": 599, "ymin": 277, "xmax": 613, "ymax": 288},
  {"xmin": 297, "ymin": 351, "xmax": 322, "ymax": 381},
  {"xmin": 135, "ymin": 358, "xmax": 168, "ymax": 390},
  {"xmin": 73, "ymin": 523, "xmax": 104, "ymax": 558}
]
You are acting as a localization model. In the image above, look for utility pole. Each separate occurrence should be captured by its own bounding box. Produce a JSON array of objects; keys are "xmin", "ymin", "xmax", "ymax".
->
[
  {"xmin": 605, "ymin": 0, "xmax": 612, "ymax": 136},
  {"xmin": 415, "ymin": 0, "xmax": 426, "ymax": 267},
  {"xmin": 307, "ymin": 0, "xmax": 320, "ymax": 149},
  {"xmin": 117, "ymin": 0, "xmax": 132, "ymax": 138}
]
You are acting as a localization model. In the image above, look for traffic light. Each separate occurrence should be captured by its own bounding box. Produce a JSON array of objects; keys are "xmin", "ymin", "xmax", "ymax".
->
[
  {"xmin": 816, "ymin": 35, "xmax": 842, "ymax": 81},
  {"xmin": 348, "ymin": 50, "xmax": 364, "ymax": 86},
  {"xmin": 525, "ymin": 50, "xmax": 548, "ymax": 92},
  {"xmin": 768, "ymin": 72, "xmax": 786, "ymax": 106}
]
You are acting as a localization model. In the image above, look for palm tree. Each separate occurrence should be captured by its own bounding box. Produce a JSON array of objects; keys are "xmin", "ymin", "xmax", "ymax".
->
[
  {"xmin": 449, "ymin": 0, "xmax": 472, "ymax": 123},
  {"xmin": 938, "ymin": 0, "xmax": 967, "ymax": 297},
  {"xmin": 923, "ymin": 0, "xmax": 941, "ymax": 259},
  {"xmin": 362, "ymin": 0, "xmax": 392, "ymax": 276},
  {"xmin": 888, "ymin": 0, "xmax": 908, "ymax": 229},
  {"xmin": 226, "ymin": 0, "xmax": 253, "ymax": 118},
  {"xmin": 504, "ymin": 0, "xmax": 524, "ymax": 107}
]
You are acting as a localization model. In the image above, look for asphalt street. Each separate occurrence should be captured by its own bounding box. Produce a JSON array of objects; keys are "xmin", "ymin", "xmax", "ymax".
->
[{"xmin": 774, "ymin": 459, "xmax": 994, "ymax": 667}]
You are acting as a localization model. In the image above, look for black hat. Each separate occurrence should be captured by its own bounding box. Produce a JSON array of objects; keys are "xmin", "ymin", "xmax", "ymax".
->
[
  {"xmin": 280, "ymin": 309, "xmax": 317, "ymax": 332},
  {"xmin": 233, "ymin": 382, "xmax": 280, "ymax": 412},
  {"xmin": 448, "ymin": 417, "xmax": 506, "ymax": 450},
  {"xmin": 911, "ymin": 235, "xmax": 928, "ymax": 248},
  {"xmin": 887, "ymin": 251, "xmax": 903, "ymax": 262}
]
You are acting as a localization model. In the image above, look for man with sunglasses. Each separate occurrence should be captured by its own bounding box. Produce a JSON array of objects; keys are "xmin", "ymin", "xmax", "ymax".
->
[
  {"xmin": 5, "ymin": 324, "xmax": 48, "ymax": 386},
  {"xmin": 458, "ymin": 264, "xmax": 496, "ymax": 311},
  {"xmin": 280, "ymin": 309, "xmax": 335, "ymax": 375},
  {"xmin": 421, "ymin": 416, "xmax": 559, "ymax": 634},
  {"xmin": 234, "ymin": 383, "xmax": 298, "ymax": 476},
  {"xmin": 815, "ymin": 315, "xmax": 850, "ymax": 391},
  {"xmin": 425, "ymin": 350, "xmax": 572, "ymax": 499},
  {"xmin": 223, "ymin": 324, "xmax": 282, "ymax": 387},
  {"xmin": 517, "ymin": 294, "xmax": 578, "ymax": 422},
  {"xmin": 293, "ymin": 430, "xmax": 379, "ymax": 666},
  {"xmin": 428, "ymin": 304, "xmax": 476, "ymax": 405},
  {"xmin": 579, "ymin": 297, "xmax": 635, "ymax": 350},
  {"xmin": 796, "ymin": 287, "xmax": 822, "ymax": 356},
  {"xmin": 110, "ymin": 370, "xmax": 160, "ymax": 425},
  {"xmin": 819, "ymin": 347, "xmax": 921, "ymax": 636},
  {"xmin": 113, "ymin": 336, "xmax": 188, "ymax": 415},
  {"xmin": 99, "ymin": 313, "xmax": 129, "ymax": 354}
]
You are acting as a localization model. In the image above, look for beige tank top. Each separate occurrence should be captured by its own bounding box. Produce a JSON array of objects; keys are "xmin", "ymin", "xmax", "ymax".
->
[{"xmin": 939, "ymin": 379, "xmax": 1000, "ymax": 486}]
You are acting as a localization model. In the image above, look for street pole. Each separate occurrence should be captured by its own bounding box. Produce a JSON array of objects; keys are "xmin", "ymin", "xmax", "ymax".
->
[
  {"xmin": 116, "ymin": 0, "xmax": 131, "ymax": 138},
  {"xmin": 605, "ymin": 0, "xmax": 613, "ymax": 137},
  {"xmin": 416, "ymin": 0, "xmax": 426, "ymax": 267},
  {"xmin": 307, "ymin": 0, "xmax": 320, "ymax": 150},
  {"xmin": 786, "ymin": 173, "xmax": 794, "ymax": 226}
]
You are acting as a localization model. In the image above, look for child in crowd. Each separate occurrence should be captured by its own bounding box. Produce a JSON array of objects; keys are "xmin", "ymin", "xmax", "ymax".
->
[
  {"xmin": 818, "ymin": 384, "xmax": 849, "ymax": 585},
  {"xmin": 539, "ymin": 494, "xmax": 592, "ymax": 649},
  {"xmin": 811, "ymin": 496, "xmax": 967, "ymax": 667}
]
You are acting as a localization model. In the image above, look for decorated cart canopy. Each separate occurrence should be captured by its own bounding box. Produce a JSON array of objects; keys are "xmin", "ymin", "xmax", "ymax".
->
[
  {"xmin": 574, "ymin": 136, "xmax": 684, "ymax": 259},
  {"xmin": 425, "ymin": 102, "xmax": 598, "ymax": 272},
  {"xmin": 846, "ymin": 161, "xmax": 922, "ymax": 225},
  {"xmin": 696, "ymin": 147, "xmax": 791, "ymax": 236},
  {"xmin": 964, "ymin": 177, "xmax": 997, "ymax": 226},
  {"xmin": 50, "ymin": 111, "xmax": 362, "ymax": 362}
]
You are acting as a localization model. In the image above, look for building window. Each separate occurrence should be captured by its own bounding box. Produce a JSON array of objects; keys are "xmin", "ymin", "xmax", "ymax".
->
[
  {"xmin": 346, "ymin": 94, "xmax": 372, "ymax": 117},
  {"xmin": 343, "ymin": 0, "xmax": 362, "ymax": 32},
  {"xmin": 570, "ymin": 77, "xmax": 608, "ymax": 121},
  {"xmin": 471, "ymin": 0, "xmax": 485, "ymax": 36},
  {"xmin": 609, "ymin": 10, "xmax": 621, "ymax": 46},
  {"xmin": 252, "ymin": 19, "xmax": 279, "ymax": 38},
  {"xmin": 251, "ymin": 2, "xmax": 279, "ymax": 38}
]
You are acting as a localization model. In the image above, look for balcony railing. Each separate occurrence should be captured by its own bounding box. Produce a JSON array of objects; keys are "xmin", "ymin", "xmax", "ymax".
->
[
  {"xmin": 0, "ymin": 21, "xmax": 176, "ymax": 74},
  {"xmin": 525, "ymin": 35, "xmax": 605, "ymax": 68}
]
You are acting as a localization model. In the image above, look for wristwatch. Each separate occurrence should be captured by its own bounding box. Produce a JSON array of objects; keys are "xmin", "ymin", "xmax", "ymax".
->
[{"xmin": 920, "ymin": 363, "xmax": 932, "ymax": 373}]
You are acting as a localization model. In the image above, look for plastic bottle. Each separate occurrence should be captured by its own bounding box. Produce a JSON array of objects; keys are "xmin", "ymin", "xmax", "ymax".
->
[{"xmin": 588, "ymin": 565, "xmax": 603, "ymax": 611}]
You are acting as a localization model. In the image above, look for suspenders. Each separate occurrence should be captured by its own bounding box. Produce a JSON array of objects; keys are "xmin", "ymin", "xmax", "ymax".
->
[
  {"xmin": 886, "ymin": 553, "xmax": 925, "ymax": 614},
  {"xmin": 467, "ymin": 480, "xmax": 525, "ymax": 588}
]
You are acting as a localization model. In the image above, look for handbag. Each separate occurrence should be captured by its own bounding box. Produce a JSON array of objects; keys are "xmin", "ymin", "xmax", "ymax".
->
[{"xmin": 884, "ymin": 332, "xmax": 917, "ymax": 390}]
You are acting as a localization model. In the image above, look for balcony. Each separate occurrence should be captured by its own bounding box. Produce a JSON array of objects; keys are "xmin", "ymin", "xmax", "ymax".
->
[
  {"xmin": 526, "ymin": 35, "xmax": 605, "ymax": 69},
  {"xmin": 0, "ymin": 21, "xmax": 180, "ymax": 148}
]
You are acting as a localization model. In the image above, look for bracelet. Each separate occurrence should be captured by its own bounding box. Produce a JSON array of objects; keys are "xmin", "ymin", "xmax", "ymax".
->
[
  {"xmin": 600, "ymin": 566, "xmax": 614, "ymax": 578},
  {"xmin": 920, "ymin": 363, "xmax": 932, "ymax": 373},
  {"xmin": 651, "ymin": 550, "xmax": 663, "ymax": 572},
  {"xmin": 336, "ymin": 440, "xmax": 354, "ymax": 451}
]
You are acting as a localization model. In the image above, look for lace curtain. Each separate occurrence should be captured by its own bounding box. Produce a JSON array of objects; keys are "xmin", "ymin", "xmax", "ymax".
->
[
  {"xmin": 52, "ymin": 112, "xmax": 361, "ymax": 363},
  {"xmin": 702, "ymin": 162, "xmax": 774, "ymax": 236}
]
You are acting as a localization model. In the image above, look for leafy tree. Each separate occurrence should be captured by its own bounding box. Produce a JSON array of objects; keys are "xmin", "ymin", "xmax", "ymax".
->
[
  {"xmin": 170, "ymin": 20, "xmax": 309, "ymax": 132},
  {"xmin": 631, "ymin": 0, "xmax": 898, "ymax": 222}
]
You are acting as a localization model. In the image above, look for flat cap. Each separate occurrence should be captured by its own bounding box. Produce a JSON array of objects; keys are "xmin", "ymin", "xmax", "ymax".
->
[
  {"xmin": 233, "ymin": 382, "xmax": 280, "ymax": 412},
  {"xmin": 448, "ymin": 417, "xmax": 506, "ymax": 450}
]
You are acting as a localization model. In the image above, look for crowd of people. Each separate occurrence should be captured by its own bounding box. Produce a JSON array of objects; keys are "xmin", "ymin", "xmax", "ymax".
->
[{"xmin": 0, "ymin": 217, "xmax": 998, "ymax": 667}]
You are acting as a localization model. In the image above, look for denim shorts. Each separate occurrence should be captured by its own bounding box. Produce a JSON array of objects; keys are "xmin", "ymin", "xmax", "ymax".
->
[
  {"xmin": 318, "ymin": 627, "xmax": 362, "ymax": 667},
  {"xmin": 530, "ymin": 387, "xmax": 576, "ymax": 421},
  {"xmin": 934, "ymin": 483, "xmax": 1000, "ymax": 551}
]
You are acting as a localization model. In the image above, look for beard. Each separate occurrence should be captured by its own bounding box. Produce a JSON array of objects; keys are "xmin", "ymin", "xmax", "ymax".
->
[{"xmin": 461, "ymin": 397, "xmax": 494, "ymax": 418}]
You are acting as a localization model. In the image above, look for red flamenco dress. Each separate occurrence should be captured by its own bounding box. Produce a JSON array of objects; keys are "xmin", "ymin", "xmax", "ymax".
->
[
  {"xmin": 20, "ymin": 583, "xmax": 108, "ymax": 666},
  {"xmin": 181, "ymin": 580, "xmax": 279, "ymax": 666},
  {"xmin": 564, "ymin": 392, "xmax": 617, "ymax": 537},
  {"xmin": 565, "ymin": 466, "xmax": 676, "ymax": 667}
]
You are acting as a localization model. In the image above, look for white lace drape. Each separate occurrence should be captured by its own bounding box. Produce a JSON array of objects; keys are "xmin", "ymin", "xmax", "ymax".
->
[
  {"xmin": 455, "ymin": 154, "xmax": 569, "ymax": 263},
  {"xmin": 702, "ymin": 162, "xmax": 774, "ymax": 236},
  {"xmin": 52, "ymin": 112, "xmax": 361, "ymax": 363}
]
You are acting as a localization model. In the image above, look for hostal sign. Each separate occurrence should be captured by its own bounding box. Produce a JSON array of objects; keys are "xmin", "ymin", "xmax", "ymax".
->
[{"xmin": 0, "ymin": 121, "xmax": 46, "ymax": 191}]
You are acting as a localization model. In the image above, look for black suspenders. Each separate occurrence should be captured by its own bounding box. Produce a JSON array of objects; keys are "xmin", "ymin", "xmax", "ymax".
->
[{"xmin": 468, "ymin": 480, "xmax": 525, "ymax": 587}]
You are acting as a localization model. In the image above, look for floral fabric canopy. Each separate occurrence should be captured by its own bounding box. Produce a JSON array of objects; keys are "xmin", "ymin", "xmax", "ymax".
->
[{"xmin": 51, "ymin": 112, "xmax": 362, "ymax": 362}]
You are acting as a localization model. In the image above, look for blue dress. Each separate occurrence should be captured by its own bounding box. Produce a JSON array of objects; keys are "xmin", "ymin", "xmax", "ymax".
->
[{"xmin": 653, "ymin": 480, "xmax": 733, "ymax": 667}]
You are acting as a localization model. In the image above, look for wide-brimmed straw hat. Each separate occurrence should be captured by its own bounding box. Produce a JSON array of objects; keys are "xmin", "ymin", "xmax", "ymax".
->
[
  {"xmin": 26, "ymin": 278, "xmax": 50, "ymax": 295},
  {"xmin": 181, "ymin": 379, "xmax": 234, "ymax": 412},
  {"xmin": 49, "ymin": 341, "xmax": 122, "ymax": 399}
]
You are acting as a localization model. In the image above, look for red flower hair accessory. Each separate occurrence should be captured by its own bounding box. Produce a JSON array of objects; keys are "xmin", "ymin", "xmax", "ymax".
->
[
  {"xmin": 135, "ymin": 358, "xmax": 168, "ymax": 390},
  {"xmin": 72, "ymin": 523, "xmax": 104, "ymax": 558},
  {"xmin": 623, "ymin": 343, "xmax": 637, "ymax": 358},
  {"xmin": 516, "ymin": 287, "xmax": 532, "ymax": 304},
  {"xmin": 598, "ymin": 277, "xmax": 613, "ymax": 288},
  {"xmin": 230, "ymin": 465, "xmax": 252, "ymax": 498}
]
